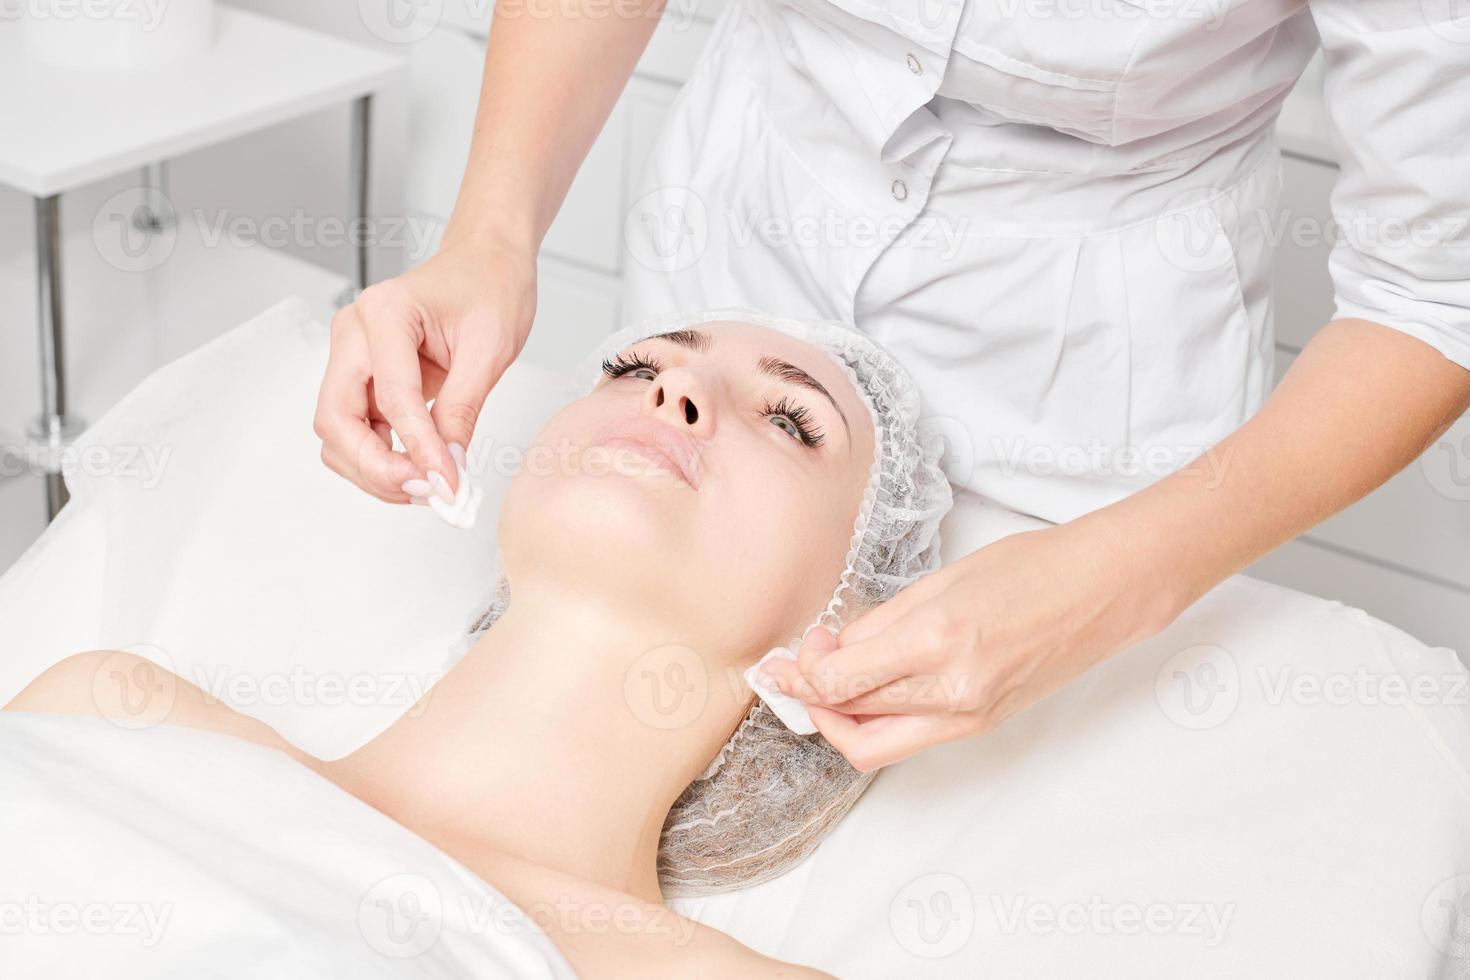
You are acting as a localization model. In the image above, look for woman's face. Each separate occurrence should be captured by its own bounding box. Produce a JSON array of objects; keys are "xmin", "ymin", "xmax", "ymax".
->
[{"xmin": 499, "ymin": 321, "xmax": 877, "ymax": 661}]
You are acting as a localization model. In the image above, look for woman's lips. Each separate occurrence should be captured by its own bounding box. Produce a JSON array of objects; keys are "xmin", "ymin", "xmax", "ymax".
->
[{"xmin": 591, "ymin": 417, "xmax": 702, "ymax": 490}]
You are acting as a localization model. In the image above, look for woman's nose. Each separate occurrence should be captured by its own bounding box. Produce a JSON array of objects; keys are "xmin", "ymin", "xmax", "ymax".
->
[{"xmin": 643, "ymin": 368, "xmax": 714, "ymax": 435}]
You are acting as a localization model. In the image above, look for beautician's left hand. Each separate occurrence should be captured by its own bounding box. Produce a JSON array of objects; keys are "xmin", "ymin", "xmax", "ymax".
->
[{"xmin": 759, "ymin": 520, "xmax": 1176, "ymax": 771}]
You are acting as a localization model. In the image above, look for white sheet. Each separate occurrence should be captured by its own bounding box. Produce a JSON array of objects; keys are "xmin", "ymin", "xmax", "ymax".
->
[
  {"xmin": 0, "ymin": 713, "xmax": 576, "ymax": 979},
  {"xmin": 2, "ymin": 297, "xmax": 1468, "ymax": 977}
]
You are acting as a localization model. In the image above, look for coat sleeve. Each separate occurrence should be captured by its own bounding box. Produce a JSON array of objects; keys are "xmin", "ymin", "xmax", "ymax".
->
[{"xmin": 1308, "ymin": 1, "xmax": 1470, "ymax": 368}]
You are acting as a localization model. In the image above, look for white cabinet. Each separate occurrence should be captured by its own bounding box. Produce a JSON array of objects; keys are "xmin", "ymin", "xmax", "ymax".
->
[
  {"xmin": 402, "ymin": 27, "xmax": 485, "ymax": 226},
  {"xmin": 636, "ymin": 10, "xmax": 718, "ymax": 85},
  {"xmin": 521, "ymin": 255, "xmax": 625, "ymax": 370},
  {"xmin": 539, "ymin": 97, "xmax": 634, "ymax": 275},
  {"xmin": 1272, "ymin": 153, "xmax": 1339, "ymax": 352},
  {"xmin": 621, "ymin": 77, "xmax": 680, "ymax": 219},
  {"xmin": 402, "ymin": 25, "xmax": 635, "ymax": 275},
  {"xmin": 400, "ymin": 19, "xmax": 685, "ymax": 371}
]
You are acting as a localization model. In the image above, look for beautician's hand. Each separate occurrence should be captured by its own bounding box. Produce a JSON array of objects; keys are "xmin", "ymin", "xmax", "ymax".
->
[
  {"xmin": 760, "ymin": 520, "xmax": 1174, "ymax": 771},
  {"xmin": 762, "ymin": 320, "xmax": 1470, "ymax": 773},
  {"xmin": 313, "ymin": 238, "xmax": 537, "ymax": 502}
]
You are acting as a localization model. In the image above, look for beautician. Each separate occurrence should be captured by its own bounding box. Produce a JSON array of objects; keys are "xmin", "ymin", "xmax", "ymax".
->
[{"xmin": 315, "ymin": 1, "xmax": 1470, "ymax": 769}]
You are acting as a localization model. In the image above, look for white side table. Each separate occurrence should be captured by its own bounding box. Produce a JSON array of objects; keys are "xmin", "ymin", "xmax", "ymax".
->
[{"xmin": 0, "ymin": 9, "xmax": 404, "ymax": 518}]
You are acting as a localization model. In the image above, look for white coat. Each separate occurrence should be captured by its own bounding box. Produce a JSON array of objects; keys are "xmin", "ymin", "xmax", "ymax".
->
[{"xmin": 621, "ymin": 0, "xmax": 1470, "ymax": 523}]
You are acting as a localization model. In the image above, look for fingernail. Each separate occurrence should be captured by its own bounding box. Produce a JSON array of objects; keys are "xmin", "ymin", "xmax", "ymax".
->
[
  {"xmin": 409, "ymin": 495, "xmax": 430, "ymax": 506},
  {"xmin": 401, "ymin": 478, "xmax": 432, "ymax": 497},
  {"xmin": 427, "ymin": 470, "xmax": 454, "ymax": 504},
  {"xmin": 449, "ymin": 442, "xmax": 467, "ymax": 471}
]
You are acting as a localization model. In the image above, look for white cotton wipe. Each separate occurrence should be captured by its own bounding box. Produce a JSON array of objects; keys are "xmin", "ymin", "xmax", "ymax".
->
[
  {"xmin": 744, "ymin": 647, "xmax": 817, "ymax": 735},
  {"xmin": 427, "ymin": 452, "xmax": 483, "ymax": 530}
]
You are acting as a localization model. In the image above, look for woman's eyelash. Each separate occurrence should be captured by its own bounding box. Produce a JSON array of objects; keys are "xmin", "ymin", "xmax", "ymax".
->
[
  {"xmin": 764, "ymin": 396, "xmax": 825, "ymax": 448},
  {"xmin": 600, "ymin": 351, "xmax": 663, "ymax": 379}
]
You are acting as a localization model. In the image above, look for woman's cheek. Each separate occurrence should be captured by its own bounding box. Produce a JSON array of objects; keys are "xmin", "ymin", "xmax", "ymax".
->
[{"xmin": 770, "ymin": 470, "xmax": 847, "ymax": 578}]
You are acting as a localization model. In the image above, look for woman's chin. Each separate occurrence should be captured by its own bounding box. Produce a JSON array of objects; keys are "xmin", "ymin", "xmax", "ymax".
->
[{"xmin": 503, "ymin": 474, "xmax": 691, "ymax": 573}]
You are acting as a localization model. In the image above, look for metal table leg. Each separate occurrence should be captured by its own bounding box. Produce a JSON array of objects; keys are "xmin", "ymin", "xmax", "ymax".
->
[
  {"xmin": 27, "ymin": 194, "xmax": 84, "ymax": 521},
  {"xmin": 337, "ymin": 94, "xmax": 373, "ymax": 308},
  {"xmin": 134, "ymin": 161, "xmax": 174, "ymax": 234}
]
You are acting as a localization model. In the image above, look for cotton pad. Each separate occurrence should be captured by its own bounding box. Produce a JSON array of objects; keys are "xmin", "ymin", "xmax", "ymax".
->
[
  {"xmin": 425, "ymin": 444, "xmax": 483, "ymax": 529},
  {"xmin": 744, "ymin": 647, "xmax": 817, "ymax": 735}
]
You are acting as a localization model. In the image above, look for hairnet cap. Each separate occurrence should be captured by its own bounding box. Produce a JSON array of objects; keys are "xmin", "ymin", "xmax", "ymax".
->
[{"xmin": 456, "ymin": 306, "xmax": 955, "ymax": 896}]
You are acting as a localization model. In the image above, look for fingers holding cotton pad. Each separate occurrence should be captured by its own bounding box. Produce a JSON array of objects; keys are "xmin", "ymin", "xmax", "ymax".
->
[
  {"xmin": 744, "ymin": 646, "xmax": 818, "ymax": 735},
  {"xmin": 419, "ymin": 442, "xmax": 484, "ymax": 529}
]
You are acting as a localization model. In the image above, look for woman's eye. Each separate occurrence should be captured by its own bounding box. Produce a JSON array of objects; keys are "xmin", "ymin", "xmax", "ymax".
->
[
  {"xmin": 770, "ymin": 416, "xmax": 802, "ymax": 440},
  {"xmin": 763, "ymin": 397, "xmax": 825, "ymax": 449},
  {"xmin": 600, "ymin": 352, "xmax": 662, "ymax": 381}
]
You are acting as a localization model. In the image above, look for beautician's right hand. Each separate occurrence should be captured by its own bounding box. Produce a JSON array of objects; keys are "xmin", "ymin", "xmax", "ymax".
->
[{"xmin": 313, "ymin": 239, "xmax": 537, "ymax": 502}]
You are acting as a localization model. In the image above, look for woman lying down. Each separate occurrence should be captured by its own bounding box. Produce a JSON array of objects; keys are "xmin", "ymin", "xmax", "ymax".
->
[{"xmin": 4, "ymin": 309, "xmax": 953, "ymax": 978}]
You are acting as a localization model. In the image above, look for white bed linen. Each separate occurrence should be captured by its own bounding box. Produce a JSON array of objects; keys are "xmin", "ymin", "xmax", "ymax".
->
[
  {"xmin": 0, "ymin": 713, "xmax": 576, "ymax": 979},
  {"xmin": 1, "ymin": 297, "xmax": 1467, "ymax": 977}
]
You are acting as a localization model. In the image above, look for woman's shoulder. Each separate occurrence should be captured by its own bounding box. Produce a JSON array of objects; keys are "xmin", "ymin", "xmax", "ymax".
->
[{"xmin": 3, "ymin": 650, "xmax": 318, "ymax": 770}]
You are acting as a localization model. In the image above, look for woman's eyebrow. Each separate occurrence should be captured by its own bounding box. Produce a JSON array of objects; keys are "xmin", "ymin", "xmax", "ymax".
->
[
  {"xmin": 757, "ymin": 356, "xmax": 850, "ymax": 434},
  {"xmin": 645, "ymin": 328, "xmax": 713, "ymax": 353}
]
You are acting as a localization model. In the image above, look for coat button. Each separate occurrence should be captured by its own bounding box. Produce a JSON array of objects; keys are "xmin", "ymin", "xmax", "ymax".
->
[
  {"xmin": 906, "ymin": 53, "xmax": 922, "ymax": 75},
  {"xmin": 891, "ymin": 178, "xmax": 908, "ymax": 201}
]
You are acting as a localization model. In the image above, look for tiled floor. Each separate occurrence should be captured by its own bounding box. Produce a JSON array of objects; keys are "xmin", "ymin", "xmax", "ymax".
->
[{"xmin": 0, "ymin": 213, "xmax": 346, "ymax": 574}]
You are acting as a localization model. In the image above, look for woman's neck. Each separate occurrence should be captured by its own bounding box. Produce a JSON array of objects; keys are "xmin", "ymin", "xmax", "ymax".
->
[{"xmin": 335, "ymin": 586, "xmax": 753, "ymax": 903}]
